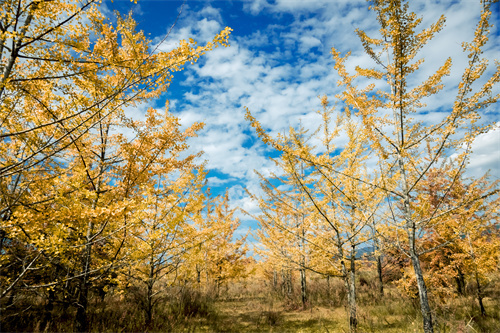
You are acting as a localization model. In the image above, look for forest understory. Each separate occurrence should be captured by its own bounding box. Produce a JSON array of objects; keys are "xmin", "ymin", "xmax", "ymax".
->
[{"xmin": 2, "ymin": 269, "xmax": 499, "ymax": 333}]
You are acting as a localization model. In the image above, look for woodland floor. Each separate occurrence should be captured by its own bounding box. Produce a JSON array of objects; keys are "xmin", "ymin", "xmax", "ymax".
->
[
  {"xmin": 166, "ymin": 289, "xmax": 500, "ymax": 333},
  {"xmin": 4, "ymin": 280, "xmax": 500, "ymax": 332}
]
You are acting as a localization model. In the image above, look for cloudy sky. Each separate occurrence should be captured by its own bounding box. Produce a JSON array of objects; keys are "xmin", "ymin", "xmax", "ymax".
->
[{"xmin": 105, "ymin": 0, "xmax": 500, "ymax": 241}]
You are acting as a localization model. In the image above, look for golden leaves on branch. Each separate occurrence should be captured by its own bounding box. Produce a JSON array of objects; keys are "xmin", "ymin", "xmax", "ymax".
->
[{"xmin": 1, "ymin": 0, "xmax": 240, "ymax": 311}]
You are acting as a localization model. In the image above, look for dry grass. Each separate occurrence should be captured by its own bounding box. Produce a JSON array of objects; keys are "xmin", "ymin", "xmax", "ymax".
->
[{"xmin": 2, "ymin": 274, "xmax": 499, "ymax": 332}]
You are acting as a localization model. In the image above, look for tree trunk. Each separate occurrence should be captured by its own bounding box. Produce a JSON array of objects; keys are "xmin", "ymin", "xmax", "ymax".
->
[
  {"xmin": 145, "ymin": 258, "xmax": 155, "ymax": 327},
  {"xmin": 146, "ymin": 282, "xmax": 153, "ymax": 326},
  {"xmin": 42, "ymin": 289, "xmax": 55, "ymax": 331},
  {"xmin": 326, "ymin": 275, "xmax": 330, "ymax": 300},
  {"xmin": 475, "ymin": 270, "xmax": 486, "ymax": 316},
  {"xmin": 377, "ymin": 255, "xmax": 384, "ymax": 297},
  {"xmin": 74, "ymin": 133, "xmax": 108, "ymax": 333},
  {"xmin": 398, "ymin": 148, "xmax": 434, "ymax": 333},
  {"xmin": 75, "ymin": 277, "xmax": 89, "ymax": 333},
  {"xmin": 281, "ymin": 269, "xmax": 293, "ymax": 298},
  {"xmin": 348, "ymin": 247, "xmax": 357, "ymax": 333},
  {"xmin": 409, "ymin": 251, "xmax": 434, "ymax": 333},
  {"xmin": 341, "ymin": 249, "xmax": 358, "ymax": 333},
  {"xmin": 0, "ymin": 229, "xmax": 6, "ymax": 254},
  {"xmin": 300, "ymin": 268, "xmax": 307, "ymax": 308},
  {"xmin": 455, "ymin": 268, "xmax": 465, "ymax": 296},
  {"xmin": 75, "ymin": 229, "xmax": 93, "ymax": 333},
  {"xmin": 405, "ymin": 215, "xmax": 434, "ymax": 333}
]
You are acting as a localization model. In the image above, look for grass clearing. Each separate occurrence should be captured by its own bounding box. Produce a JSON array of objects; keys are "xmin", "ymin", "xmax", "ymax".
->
[{"xmin": 3, "ymin": 275, "xmax": 499, "ymax": 332}]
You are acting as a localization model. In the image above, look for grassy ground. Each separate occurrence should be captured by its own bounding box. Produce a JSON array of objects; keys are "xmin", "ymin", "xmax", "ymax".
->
[
  {"xmin": 4, "ymin": 276, "xmax": 500, "ymax": 332},
  {"xmin": 159, "ymin": 293, "xmax": 500, "ymax": 333},
  {"xmin": 154, "ymin": 280, "xmax": 500, "ymax": 333}
]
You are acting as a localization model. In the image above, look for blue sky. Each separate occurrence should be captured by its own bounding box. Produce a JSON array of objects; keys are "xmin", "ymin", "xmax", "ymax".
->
[{"xmin": 103, "ymin": 0, "xmax": 500, "ymax": 243}]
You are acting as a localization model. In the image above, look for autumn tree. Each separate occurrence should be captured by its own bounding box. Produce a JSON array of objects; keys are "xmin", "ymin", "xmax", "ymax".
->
[
  {"xmin": 250, "ymin": 161, "xmax": 313, "ymax": 307},
  {"xmin": 413, "ymin": 163, "xmax": 500, "ymax": 314},
  {"xmin": 247, "ymin": 99, "xmax": 383, "ymax": 332},
  {"xmin": 0, "ymin": 101, "xmax": 207, "ymax": 331},
  {"xmin": 0, "ymin": 0, "xmax": 230, "ymax": 178},
  {"xmin": 0, "ymin": 1, "xmax": 232, "ymax": 331},
  {"xmin": 187, "ymin": 191, "xmax": 249, "ymax": 297},
  {"xmin": 321, "ymin": 0, "xmax": 500, "ymax": 332},
  {"xmin": 247, "ymin": 3, "xmax": 499, "ymax": 332},
  {"xmin": 113, "ymin": 106, "xmax": 206, "ymax": 327}
]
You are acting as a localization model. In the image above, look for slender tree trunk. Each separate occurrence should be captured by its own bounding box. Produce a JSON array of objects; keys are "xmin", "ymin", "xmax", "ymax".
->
[
  {"xmin": 75, "ymin": 279, "xmax": 89, "ymax": 332},
  {"xmin": 145, "ymin": 258, "xmax": 155, "ymax": 327},
  {"xmin": 280, "ymin": 269, "xmax": 288, "ymax": 297},
  {"xmin": 75, "ymin": 224, "xmax": 93, "ymax": 333},
  {"xmin": 0, "ymin": 229, "xmax": 6, "ymax": 254},
  {"xmin": 348, "ymin": 246, "xmax": 357, "ymax": 333},
  {"xmin": 370, "ymin": 217, "xmax": 383, "ymax": 297},
  {"xmin": 474, "ymin": 270, "xmax": 486, "ymax": 316},
  {"xmin": 215, "ymin": 262, "xmax": 223, "ymax": 298},
  {"xmin": 196, "ymin": 264, "xmax": 201, "ymax": 285},
  {"xmin": 405, "ymin": 217, "xmax": 433, "ymax": 333},
  {"xmin": 42, "ymin": 289, "xmax": 55, "ymax": 331},
  {"xmin": 146, "ymin": 282, "xmax": 153, "ymax": 326},
  {"xmin": 409, "ymin": 249, "xmax": 434, "ymax": 333},
  {"xmin": 455, "ymin": 267, "xmax": 465, "ymax": 296},
  {"xmin": 377, "ymin": 255, "xmax": 384, "ymax": 296},
  {"xmin": 205, "ymin": 260, "xmax": 210, "ymax": 293},
  {"xmin": 300, "ymin": 268, "xmax": 307, "ymax": 308},
  {"xmin": 341, "ymin": 253, "xmax": 357, "ymax": 333},
  {"xmin": 75, "ymin": 121, "xmax": 108, "ymax": 333},
  {"xmin": 326, "ymin": 275, "xmax": 331, "ymax": 300},
  {"xmin": 341, "ymin": 267, "xmax": 354, "ymax": 333},
  {"xmin": 280, "ymin": 269, "xmax": 293, "ymax": 297},
  {"xmin": 398, "ymin": 147, "xmax": 434, "ymax": 333}
]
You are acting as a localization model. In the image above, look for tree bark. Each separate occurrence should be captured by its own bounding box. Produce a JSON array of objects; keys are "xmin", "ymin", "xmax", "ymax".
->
[
  {"xmin": 75, "ymin": 226, "xmax": 93, "ymax": 333},
  {"xmin": 475, "ymin": 270, "xmax": 486, "ymax": 316},
  {"xmin": 281, "ymin": 269, "xmax": 293, "ymax": 297},
  {"xmin": 273, "ymin": 270, "xmax": 278, "ymax": 292},
  {"xmin": 348, "ymin": 247, "xmax": 357, "ymax": 333},
  {"xmin": 409, "ymin": 250, "xmax": 434, "ymax": 333},
  {"xmin": 75, "ymin": 276, "xmax": 89, "ymax": 332},
  {"xmin": 377, "ymin": 255, "xmax": 384, "ymax": 296},
  {"xmin": 300, "ymin": 268, "xmax": 307, "ymax": 308},
  {"xmin": 398, "ymin": 147, "xmax": 434, "ymax": 333},
  {"xmin": 340, "ymin": 245, "xmax": 358, "ymax": 333},
  {"xmin": 41, "ymin": 288, "xmax": 55, "ymax": 332},
  {"xmin": 145, "ymin": 259, "xmax": 155, "ymax": 327},
  {"xmin": 455, "ymin": 268, "xmax": 465, "ymax": 296},
  {"xmin": 326, "ymin": 275, "xmax": 330, "ymax": 300}
]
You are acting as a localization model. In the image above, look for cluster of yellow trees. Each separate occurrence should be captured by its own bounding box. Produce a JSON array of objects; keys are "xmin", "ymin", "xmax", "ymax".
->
[
  {"xmin": 0, "ymin": 0, "xmax": 248, "ymax": 331},
  {"xmin": 1, "ymin": 0, "xmax": 499, "ymax": 333},
  {"xmin": 246, "ymin": 1, "xmax": 499, "ymax": 333}
]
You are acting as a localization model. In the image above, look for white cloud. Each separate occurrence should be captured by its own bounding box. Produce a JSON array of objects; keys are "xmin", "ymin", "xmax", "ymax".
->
[
  {"xmin": 242, "ymin": 0, "xmax": 270, "ymax": 15},
  {"xmin": 179, "ymin": 0, "xmax": 496, "ymax": 184},
  {"xmin": 151, "ymin": 7, "xmax": 224, "ymax": 53},
  {"xmin": 299, "ymin": 35, "xmax": 321, "ymax": 53},
  {"xmin": 206, "ymin": 176, "xmax": 236, "ymax": 187},
  {"xmin": 467, "ymin": 125, "xmax": 500, "ymax": 180},
  {"xmin": 199, "ymin": 5, "xmax": 222, "ymax": 21},
  {"xmin": 271, "ymin": 0, "xmax": 356, "ymax": 14},
  {"xmin": 121, "ymin": 0, "xmax": 499, "ymax": 245}
]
